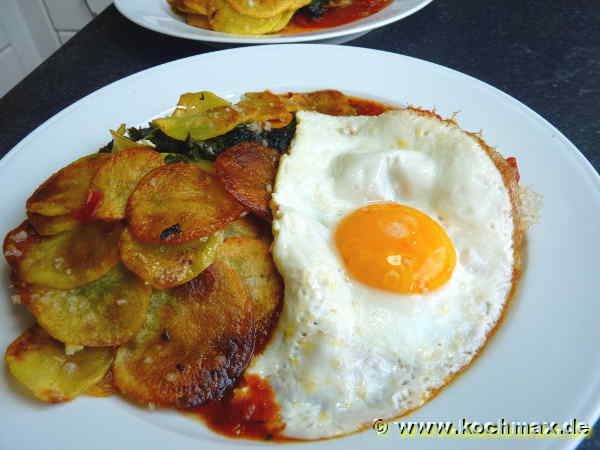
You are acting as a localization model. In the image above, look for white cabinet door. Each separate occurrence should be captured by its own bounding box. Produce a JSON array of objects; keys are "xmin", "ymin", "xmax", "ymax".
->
[
  {"xmin": 0, "ymin": 0, "xmax": 60, "ymax": 97},
  {"xmin": 0, "ymin": 43, "xmax": 28, "ymax": 98},
  {"xmin": 44, "ymin": 0, "xmax": 94, "ymax": 30},
  {"xmin": 87, "ymin": 0, "xmax": 113, "ymax": 14},
  {"xmin": 0, "ymin": 0, "xmax": 109, "ymax": 97}
]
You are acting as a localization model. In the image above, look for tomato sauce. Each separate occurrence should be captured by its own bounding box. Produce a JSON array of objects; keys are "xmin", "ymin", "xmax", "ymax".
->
[
  {"xmin": 506, "ymin": 156, "xmax": 520, "ymax": 182},
  {"xmin": 348, "ymin": 96, "xmax": 393, "ymax": 116},
  {"xmin": 73, "ymin": 190, "xmax": 102, "ymax": 222},
  {"xmin": 287, "ymin": 0, "xmax": 392, "ymax": 32},
  {"xmin": 193, "ymin": 375, "xmax": 286, "ymax": 441}
]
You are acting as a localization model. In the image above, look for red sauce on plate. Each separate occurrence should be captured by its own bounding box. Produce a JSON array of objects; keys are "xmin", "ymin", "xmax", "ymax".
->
[
  {"xmin": 506, "ymin": 156, "xmax": 520, "ymax": 182},
  {"xmin": 348, "ymin": 96, "xmax": 392, "ymax": 115},
  {"xmin": 288, "ymin": 0, "xmax": 392, "ymax": 32},
  {"xmin": 193, "ymin": 375, "xmax": 286, "ymax": 441}
]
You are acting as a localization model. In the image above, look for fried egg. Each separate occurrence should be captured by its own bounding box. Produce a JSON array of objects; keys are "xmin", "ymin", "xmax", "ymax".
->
[{"xmin": 247, "ymin": 109, "xmax": 522, "ymax": 439}]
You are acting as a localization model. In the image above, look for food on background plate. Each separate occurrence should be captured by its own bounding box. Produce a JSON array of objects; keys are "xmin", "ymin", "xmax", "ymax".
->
[
  {"xmin": 3, "ymin": 88, "xmax": 537, "ymax": 441},
  {"xmin": 168, "ymin": 0, "xmax": 392, "ymax": 35}
]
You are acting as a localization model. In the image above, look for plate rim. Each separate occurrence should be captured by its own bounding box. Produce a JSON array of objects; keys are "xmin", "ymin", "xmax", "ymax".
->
[
  {"xmin": 113, "ymin": 0, "xmax": 434, "ymax": 44},
  {"xmin": 0, "ymin": 44, "xmax": 598, "ymax": 450}
]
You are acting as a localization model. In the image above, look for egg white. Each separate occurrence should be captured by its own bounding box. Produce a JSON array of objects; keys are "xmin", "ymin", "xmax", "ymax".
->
[{"xmin": 247, "ymin": 110, "xmax": 517, "ymax": 439}]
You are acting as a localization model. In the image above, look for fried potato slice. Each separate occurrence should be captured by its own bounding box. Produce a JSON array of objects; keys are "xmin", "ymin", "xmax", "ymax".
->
[
  {"xmin": 172, "ymin": 91, "xmax": 230, "ymax": 118},
  {"xmin": 282, "ymin": 90, "xmax": 358, "ymax": 116},
  {"xmin": 217, "ymin": 237, "xmax": 282, "ymax": 348},
  {"xmin": 90, "ymin": 147, "xmax": 165, "ymax": 220},
  {"xmin": 271, "ymin": 6, "xmax": 296, "ymax": 30},
  {"xmin": 225, "ymin": 0, "xmax": 309, "ymax": 18},
  {"xmin": 208, "ymin": 0, "xmax": 293, "ymax": 35},
  {"xmin": 15, "ymin": 222, "xmax": 122, "ymax": 289},
  {"xmin": 237, "ymin": 91, "xmax": 293, "ymax": 128},
  {"xmin": 26, "ymin": 153, "xmax": 109, "ymax": 217},
  {"xmin": 186, "ymin": 13, "xmax": 211, "ymax": 28},
  {"xmin": 27, "ymin": 213, "xmax": 78, "ymax": 236},
  {"xmin": 22, "ymin": 265, "xmax": 151, "ymax": 347},
  {"xmin": 184, "ymin": 0, "xmax": 209, "ymax": 14},
  {"xmin": 5, "ymin": 326, "xmax": 113, "ymax": 403},
  {"xmin": 4, "ymin": 221, "xmax": 37, "ymax": 271},
  {"xmin": 127, "ymin": 163, "xmax": 245, "ymax": 244},
  {"xmin": 171, "ymin": 0, "xmax": 209, "ymax": 14},
  {"xmin": 120, "ymin": 227, "xmax": 224, "ymax": 289},
  {"xmin": 113, "ymin": 259, "xmax": 254, "ymax": 408},
  {"xmin": 192, "ymin": 158, "xmax": 215, "ymax": 173},
  {"xmin": 215, "ymin": 142, "xmax": 279, "ymax": 220},
  {"xmin": 223, "ymin": 216, "xmax": 271, "ymax": 241},
  {"xmin": 86, "ymin": 368, "xmax": 116, "ymax": 397}
]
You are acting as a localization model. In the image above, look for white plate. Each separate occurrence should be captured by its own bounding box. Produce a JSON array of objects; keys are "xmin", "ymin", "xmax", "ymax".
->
[
  {"xmin": 0, "ymin": 45, "xmax": 598, "ymax": 450},
  {"xmin": 114, "ymin": 0, "xmax": 433, "ymax": 44}
]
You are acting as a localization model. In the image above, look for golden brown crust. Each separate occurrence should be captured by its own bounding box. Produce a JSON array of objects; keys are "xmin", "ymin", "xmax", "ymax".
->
[
  {"xmin": 21, "ymin": 264, "xmax": 152, "ymax": 347},
  {"xmin": 3, "ymin": 221, "xmax": 38, "ymax": 275},
  {"xmin": 185, "ymin": 13, "xmax": 211, "ymax": 29},
  {"xmin": 281, "ymin": 90, "xmax": 359, "ymax": 116},
  {"xmin": 215, "ymin": 142, "xmax": 280, "ymax": 221},
  {"xmin": 26, "ymin": 154, "xmax": 109, "ymax": 217},
  {"xmin": 113, "ymin": 260, "xmax": 255, "ymax": 409},
  {"xmin": 14, "ymin": 222, "xmax": 122, "ymax": 290},
  {"xmin": 126, "ymin": 163, "xmax": 246, "ymax": 244},
  {"xmin": 179, "ymin": 0, "xmax": 209, "ymax": 15},
  {"xmin": 90, "ymin": 147, "xmax": 165, "ymax": 221},
  {"xmin": 223, "ymin": 216, "xmax": 272, "ymax": 241},
  {"xmin": 5, "ymin": 325, "xmax": 114, "ymax": 403},
  {"xmin": 216, "ymin": 237, "xmax": 283, "ymax": 351},
  {"xmin": 27, "ymin": 212, "xmax": 79, "ymax": 236},
  {"xmin": 224, "ymin": 0, "xmax": 309, "ymax": 19},
  {"xmin": 119, "ymin": 227, "xmax": 223, "ymax": 289},
  {"xmin": 85, "ymin": 368, "xmax": 116, "ymax": 397}
]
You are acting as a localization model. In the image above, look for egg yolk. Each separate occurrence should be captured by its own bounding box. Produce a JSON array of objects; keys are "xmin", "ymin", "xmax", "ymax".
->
[{"xmin": 335, "ymin": 203, "xmax": 456, "ymax": 294}]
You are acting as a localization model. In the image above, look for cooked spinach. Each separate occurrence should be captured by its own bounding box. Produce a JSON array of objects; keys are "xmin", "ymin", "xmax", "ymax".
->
[
  {"xmin": 124, "ymin": 118, "xmax": 297, "ymax": 161},
  {"xmin": 262, "ymin": 118, "xmax": 297, "ymax": 152},
  {"xmin": 163, "ymin": 153, "xmax": 190, "ymax": 165},
  {"xmin": 98, "ymin": 141, "xmax": 113, "ymax": 153},
  {"xmin": 127, "ymin": 126, "xmax": 185, "ymax": 154}
]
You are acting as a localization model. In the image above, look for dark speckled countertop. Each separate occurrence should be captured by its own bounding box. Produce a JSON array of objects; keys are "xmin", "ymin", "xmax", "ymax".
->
[{"xmin": 0, "ymin": 1, "xmax": 598, "ymax": 448}]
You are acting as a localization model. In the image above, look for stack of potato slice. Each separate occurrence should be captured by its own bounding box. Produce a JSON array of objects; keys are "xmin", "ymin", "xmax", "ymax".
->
[
  {"xmin": 168, "ymin": 0, "xmax": 311, "ymax": 34},
  {"xmin": 3, "ymin": 94, "xmax": 286, "ymax": 407},
  {"xmin": 3, "ymin": 88, "xmax": 375, "ymax": 408}
]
